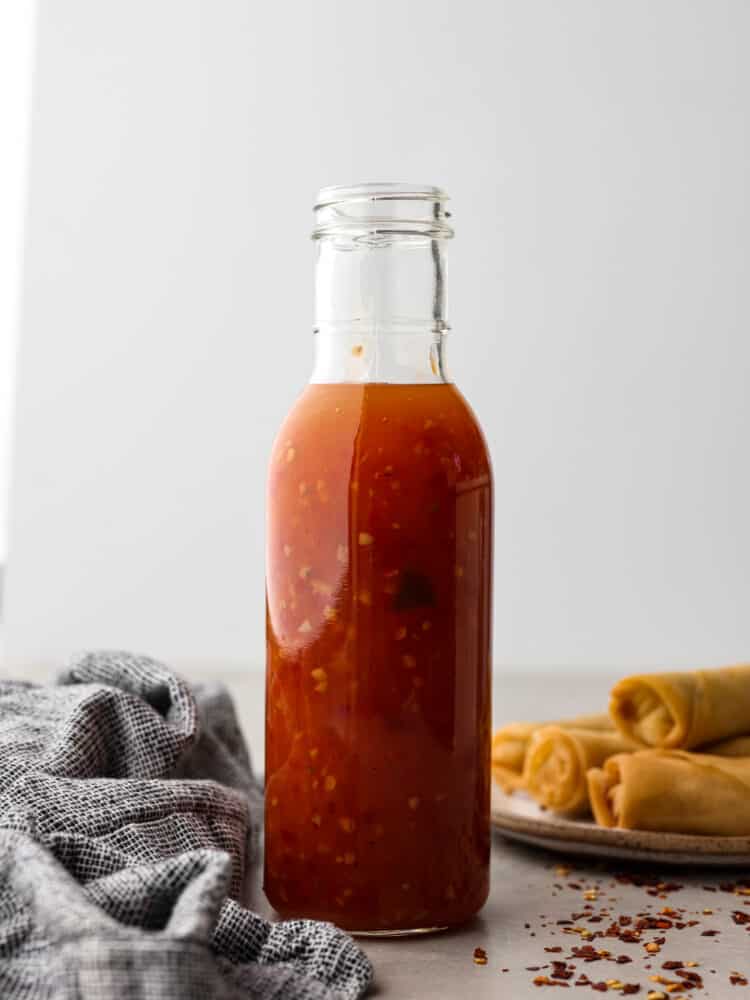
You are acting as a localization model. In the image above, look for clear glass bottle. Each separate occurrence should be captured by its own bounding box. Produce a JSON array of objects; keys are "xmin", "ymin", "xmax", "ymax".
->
[{"xmin": 264, "ymin": 184, "xmax": 493, "ymax": 934}]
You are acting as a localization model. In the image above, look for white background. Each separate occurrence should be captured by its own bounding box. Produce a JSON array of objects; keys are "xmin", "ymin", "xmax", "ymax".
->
[
  {"xmin": 0, "ymin": 1, "xmax": 35, "ymax": 576},
  {"xmin": 4, "ymin": 0, "xmax": 750, "ymax": 674}
]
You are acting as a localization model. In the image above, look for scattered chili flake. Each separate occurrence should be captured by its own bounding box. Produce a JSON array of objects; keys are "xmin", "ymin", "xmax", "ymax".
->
[
  {"xmin": 546, "ymin": 946, "xmax": 564, "ymax": 953},
  {"xmin": 730, "ymin": 972, "xmax": 749, "ymax": 986},
  {"xmin": 550, "ymin": 961, "xmax": 573, "ymax": 981},
  {"xmin": 472, "ymin": 947, "xmax": 487, "ymax": 966},
  {"xmin": 700, "ymin": 930, "xmax": 719, "ymax": 937},
  {"xmin": 533, "ymin": 975, "xmax": 570, "ymax": 988},
  {"xmin": 732, "ymin": 911, "xmax": 750, "ymax": 925},
  {"xmin": 661, "ymin": 962, "xmax": 683, "ymax": 970},
  {"xmin": 675, "ymin": 969, "xmax": 703, "ymax": 987}
]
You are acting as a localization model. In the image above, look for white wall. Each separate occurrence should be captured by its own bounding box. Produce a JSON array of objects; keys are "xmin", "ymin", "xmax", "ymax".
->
[
  {"xmin": 5, "ymin": 0, "xmax": 750, "ymax": 673},
  {"xmin": 0, "ymin": 1, "xmax": 35, "ymax": 580}
]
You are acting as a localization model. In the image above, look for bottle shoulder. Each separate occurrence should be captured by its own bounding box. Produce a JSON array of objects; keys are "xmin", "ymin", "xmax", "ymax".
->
[{"xmin": 270, "ymin": 382, "xmax": 492, "ymax": 483}]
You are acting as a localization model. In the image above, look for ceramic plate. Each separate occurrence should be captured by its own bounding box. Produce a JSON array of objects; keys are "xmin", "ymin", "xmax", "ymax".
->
[{"xmin": 491, "ymin": 786, "xmax": 750, "ymax": 867}]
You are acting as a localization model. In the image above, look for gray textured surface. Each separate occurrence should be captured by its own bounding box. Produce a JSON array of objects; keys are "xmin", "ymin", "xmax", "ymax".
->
[
  {"xmin": 6, "ymin": 664, "xmax": 749, "ymax": 997},
  {"xmin": 234, "ymin": 670, "xmax": 750, "ymax": 998},
  {"xmin": 245, "ymin": 829, "xmax": 750, "ymax": 998}
]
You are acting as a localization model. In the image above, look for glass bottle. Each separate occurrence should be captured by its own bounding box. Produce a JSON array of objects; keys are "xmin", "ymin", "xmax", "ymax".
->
[{"xmin": 264, "ymin": 184, "xmax": 493, "ymax": 934}]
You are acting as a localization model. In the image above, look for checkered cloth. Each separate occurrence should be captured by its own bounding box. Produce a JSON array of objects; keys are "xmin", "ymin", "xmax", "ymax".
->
[{"xmin": 0, "ymin": 651, "xmax": 373, "ymax": 999}]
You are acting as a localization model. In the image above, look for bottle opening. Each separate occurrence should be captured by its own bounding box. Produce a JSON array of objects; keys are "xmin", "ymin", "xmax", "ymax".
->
[{"xmin": 312, "ymin": 182, "xmax": 454, "ymax": 242}]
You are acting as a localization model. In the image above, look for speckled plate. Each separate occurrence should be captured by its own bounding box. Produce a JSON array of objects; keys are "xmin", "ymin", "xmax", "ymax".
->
[{"xmin": 491, "ymin": 786, "xmax": 750, "ymax": 866}]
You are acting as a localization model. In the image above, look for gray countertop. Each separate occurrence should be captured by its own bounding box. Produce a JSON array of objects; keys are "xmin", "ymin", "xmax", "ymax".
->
[
  {"xmin": 226, "ymin": 669, "xmax": 750, "ymax": 999},
  {"xmin": 8, "ymin": 663, "xmax": 750, "ymax": 997}
]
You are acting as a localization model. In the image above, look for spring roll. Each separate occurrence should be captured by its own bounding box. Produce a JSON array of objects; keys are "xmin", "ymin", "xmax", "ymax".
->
[
  {"xmin": 492, "ymin": 714, "xmax": 611, "ymax": 793},
  {"xmin": 588, "ymin": 750, "xmax": 750, "ymax": 834},
  {"xmin": 706, "ymin": 734, "xmax": 750, "ymax": 757},
  {"xmin": 609, "ymin": 664, "xmax": 750, "ymax": 749},
  {"xmin": 523, "ymin": 726, "xmax": 638, "ymax": 815}
]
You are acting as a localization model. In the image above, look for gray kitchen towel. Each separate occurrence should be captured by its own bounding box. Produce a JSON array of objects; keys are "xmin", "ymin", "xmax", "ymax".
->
[{"xmin": 0, "ymin": 651, "xmax": 373, "ymax": 999}]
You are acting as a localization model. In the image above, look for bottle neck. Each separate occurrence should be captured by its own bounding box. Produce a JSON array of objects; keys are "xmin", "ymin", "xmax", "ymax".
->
[{"xmin": 311, "ymin": 235, "xmax": 450, "ymax": 384}]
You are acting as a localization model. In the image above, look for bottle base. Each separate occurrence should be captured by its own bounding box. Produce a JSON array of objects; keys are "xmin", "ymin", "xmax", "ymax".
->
[{"xmin": 352, "ymin": 925, "xmax": 449, "ymax": 938}]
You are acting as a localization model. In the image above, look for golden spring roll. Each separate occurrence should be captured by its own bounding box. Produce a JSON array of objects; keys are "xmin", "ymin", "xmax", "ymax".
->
[
  {"xmin": 706, "ymin": 734, "xmax": 750, "ymax": 757},
  {"xmin": 523, "ymin": 726, "xmax": 638, "ymax": 815},
  {"xmin": 492, "ymin": 714, "xmax": 612, "ymax": 793},
  {"xmin": 588, "ymin": 750, "xmax": 750, "ymax": 834},
  {"xmin": 609, "ymin": 664, "xmax": 750, "ymax": 749}
]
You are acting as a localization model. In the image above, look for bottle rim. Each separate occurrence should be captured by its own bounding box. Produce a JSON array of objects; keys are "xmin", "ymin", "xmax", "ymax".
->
[{"xmin": 312, "ymin": 182, "xmax": 454, "ymax": 241}]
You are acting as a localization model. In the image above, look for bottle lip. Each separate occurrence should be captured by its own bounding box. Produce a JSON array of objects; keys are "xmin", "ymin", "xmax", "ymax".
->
[
  {"xmin": 312, "ymin": 182, "xmax": 454, "ymax": 241},
  {"xmin": 314, "ymin": 182, "xmax": 448, "ymax": 209}
]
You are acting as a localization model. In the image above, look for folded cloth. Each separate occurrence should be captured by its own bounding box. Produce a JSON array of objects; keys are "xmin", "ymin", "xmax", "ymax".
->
[
  {"xmin": 609, "ymin": 664, "xmax": 750, "ymax": 749},
  {"xmin": 587, "ymin": 749, "xmax": 750, "ymax": 834},
  {"xmin": 491, "ymin": 714, "xmax": 611, "ymax": 793},
  {"xmin": 0, "ymin": 650, "xmax": 373, "ymax": 1000},
  {"xmin": 523, "ymin": 725, "xmax": 637, "ymax": 815}
]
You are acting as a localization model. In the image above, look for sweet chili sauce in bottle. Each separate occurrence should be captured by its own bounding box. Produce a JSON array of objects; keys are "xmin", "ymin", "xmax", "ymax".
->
[{"xmin": 264, "ymin": 184, "xmax": 493, "ymax": 934}]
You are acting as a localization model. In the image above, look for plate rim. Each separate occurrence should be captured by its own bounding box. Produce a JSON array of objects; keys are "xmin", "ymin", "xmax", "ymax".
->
[{"xmin": 492, "ymin": 786, "xmax": 750, "ymax": 861}]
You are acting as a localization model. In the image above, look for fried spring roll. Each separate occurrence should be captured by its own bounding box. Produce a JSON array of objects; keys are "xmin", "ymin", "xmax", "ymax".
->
[
  {"xmin": 588, "ymin": 750, "xmax": 750, "ymax": 834},
  {"xmin": 491, "ymin": 714, "xmax": 611, "ymax": 793},
  {"xmin": 707, "ymin": 734, "xmax": 750, "ymax": 757},
  {"xmin": 523, "ymin": 726, "xmax": 638, "ymax": 815},
  {"xmin": 609, "ymin": 664, "xmax": 750, "ymax": 749}
]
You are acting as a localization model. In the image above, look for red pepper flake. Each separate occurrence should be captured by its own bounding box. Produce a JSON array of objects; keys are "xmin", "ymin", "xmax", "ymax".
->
[
  {"xmin": 571, "ymin": 945, "xmax": 602, "ymax": 962},
  {"xmin": 675, "ymin": 969, "xmax": 703, "ymax": 988},
  {"xmin": 730, "ymin": 972, "xmax": 749, "ymax": 986},
  {"xmin": 546, "ymin": 947, "xmax": 564, "ymax": 953},
  {"xmin": 617, "ymin": 956, "xmax": 633, "ymax": 964},
  {"xmin": 472, "ymin": 947, "xmax": 488, "ymax": 966},
  {"xmin": 622, "ymin": 986, "xmax": 640, "ymax": 996},
  {"xmin": 701, "ymin": 929, "xmax": 720, "ymax": 937},
  {"xmin": 733, "ymin": 911, "xmax": 750, "ymax": 925},
  {"xmin": 619, "ymin": 931, "xmax": 641, "ymax": 944},
  {"xmin": 661, "ymin": 961, "xmax": 683, "ymax": 970},
  {"xmin": 550, "ymin": 961, "xmax": 574, "ymax": 981},
  {"xmin": 533, "ymin": 975, "xmax": 570, "ymax": 987}
]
